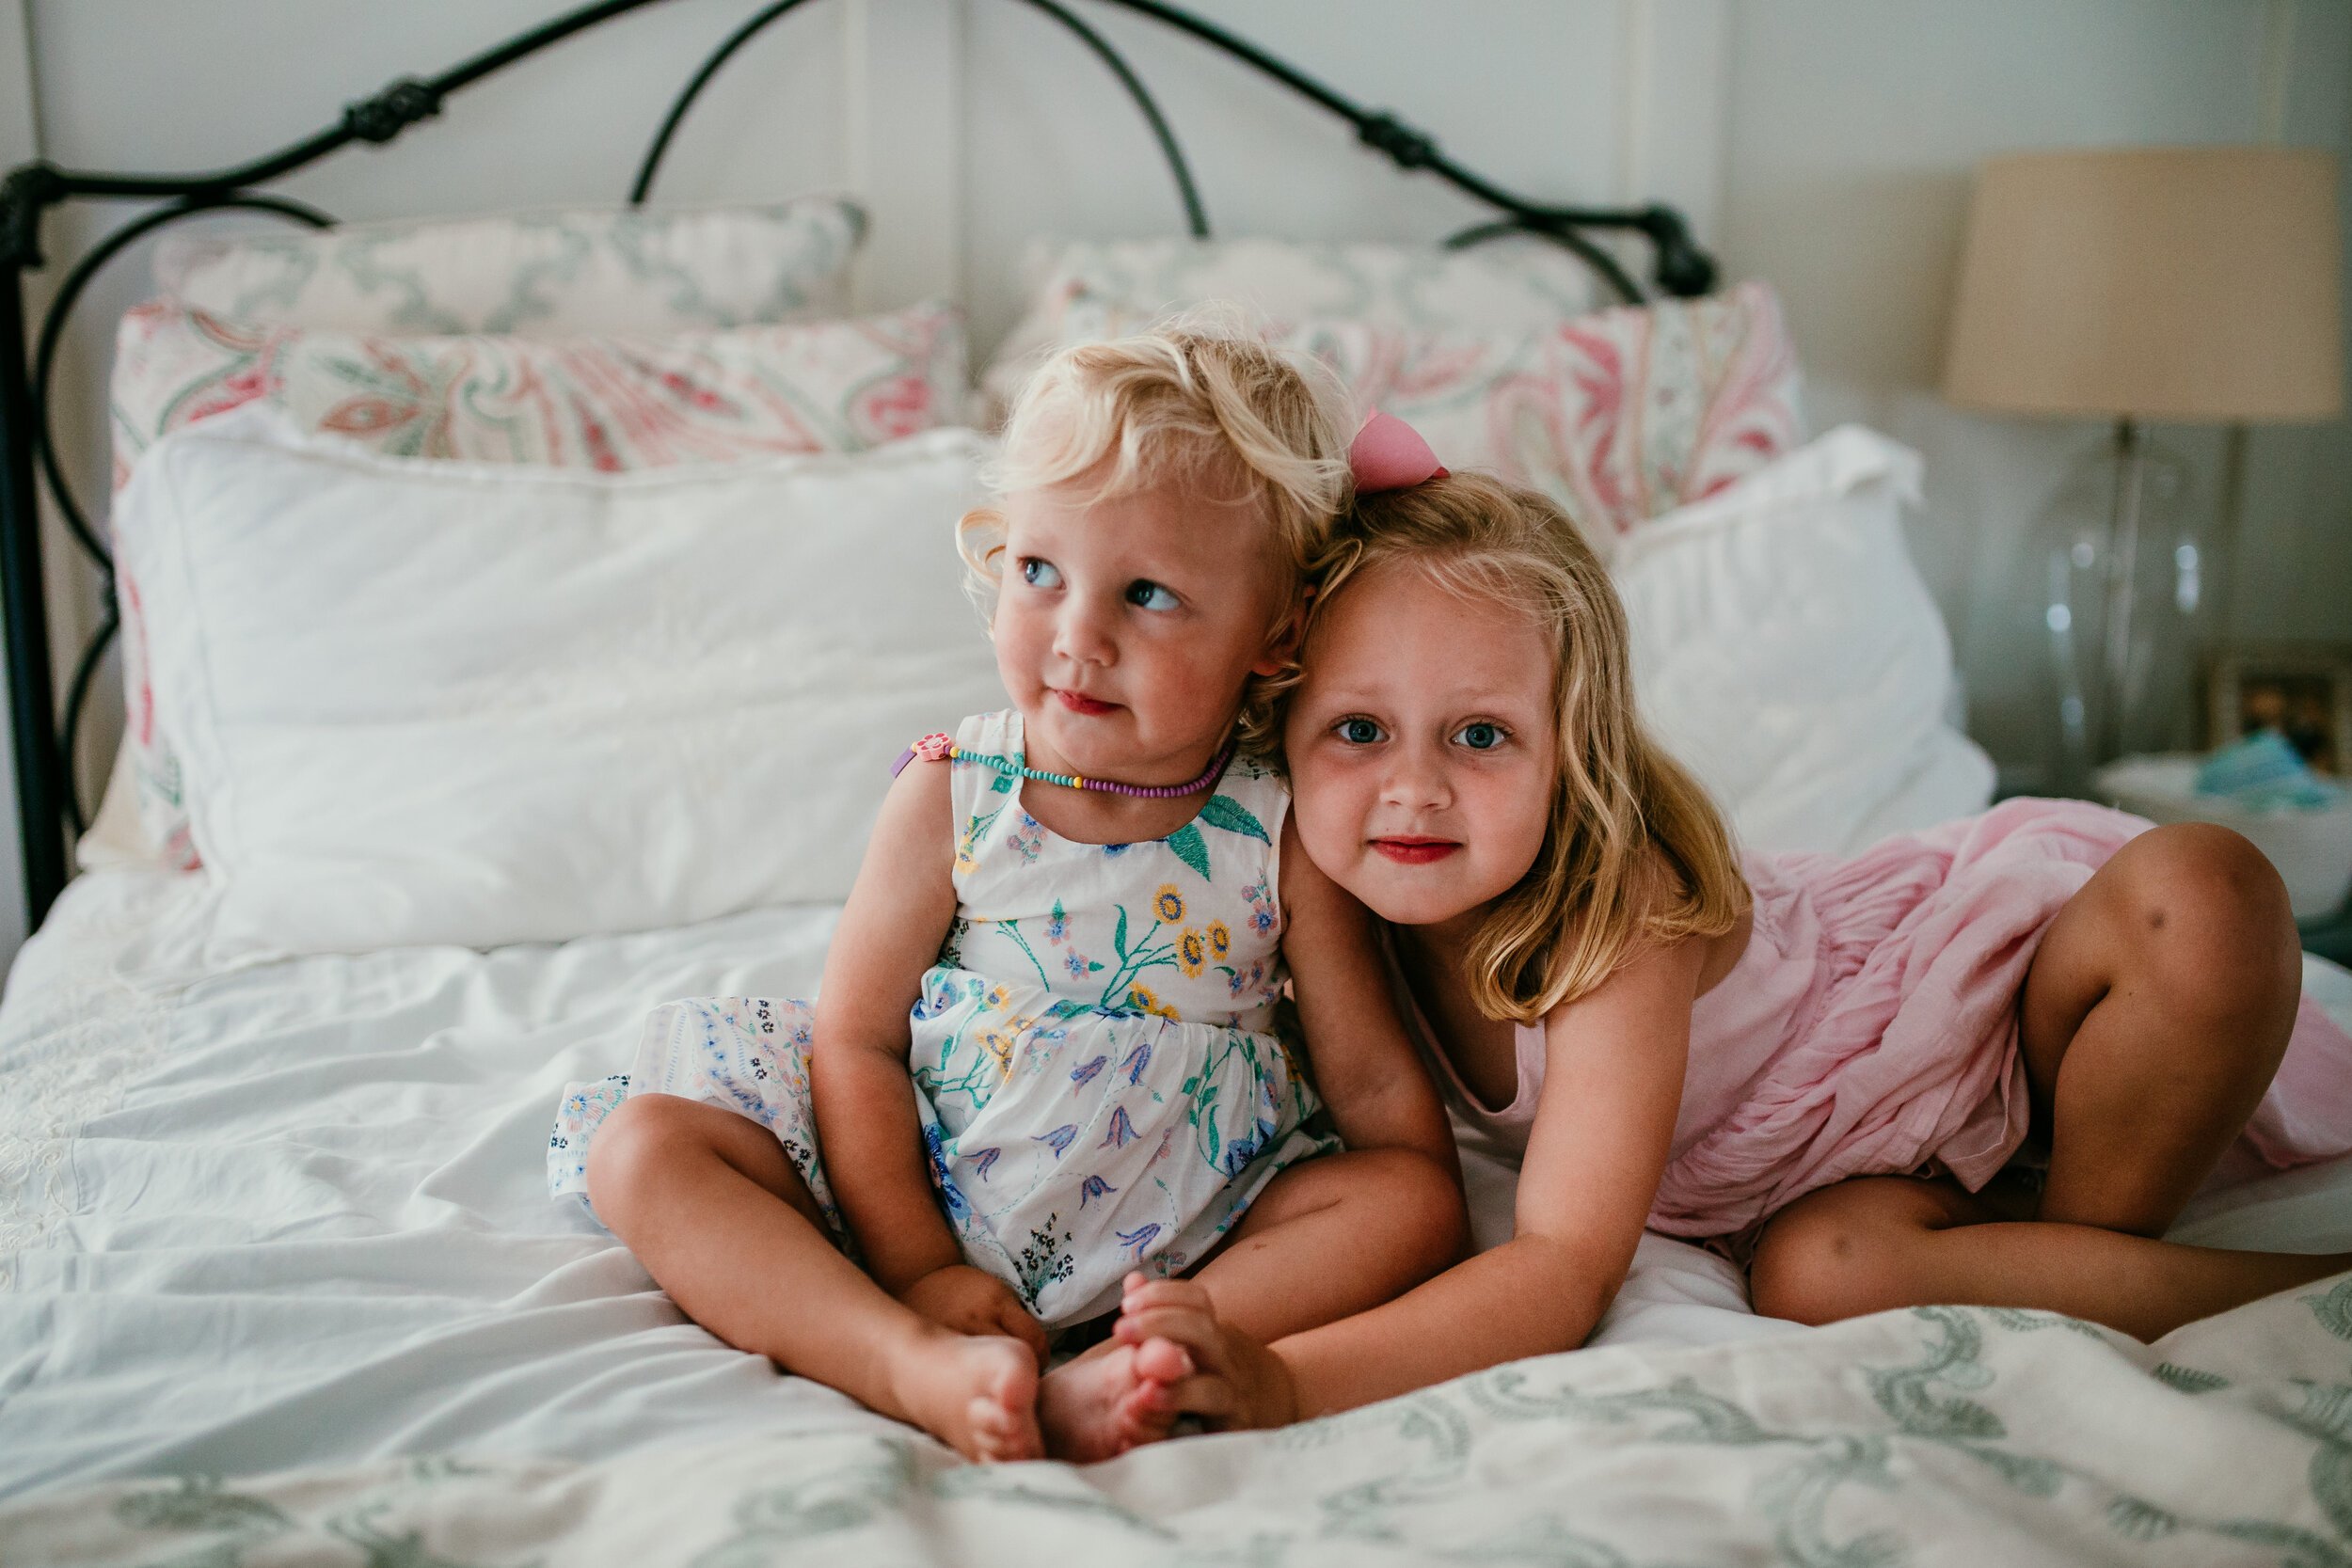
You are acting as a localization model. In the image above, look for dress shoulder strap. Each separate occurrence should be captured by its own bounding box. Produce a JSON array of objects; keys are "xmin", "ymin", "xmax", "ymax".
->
[{"xmin": 944, "ymin": 709, "xmax": 1021, "ymax": 825}]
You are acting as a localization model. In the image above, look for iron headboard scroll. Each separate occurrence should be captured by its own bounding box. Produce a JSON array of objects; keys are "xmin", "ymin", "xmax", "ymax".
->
[{"xmin": 0, "ymin": 0, "xmax": 1718, "ymax": 929}]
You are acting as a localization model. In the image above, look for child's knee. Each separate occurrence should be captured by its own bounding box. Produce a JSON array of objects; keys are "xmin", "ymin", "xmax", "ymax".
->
[
  {"xmin": 582, "ymin": 1093, "xmax": 664, "ymax": 1213},
  {"xmin": 1747, "ymin": 1184, "xmax": 1947, "ymax": 1326},
  {"xmin": 2110, "ymin": 825, "xmax": 2298, "ymax": 1009},
  {"xmin": 582, "ymin": 1093, "xmax": 716, "ymax": 1218}
]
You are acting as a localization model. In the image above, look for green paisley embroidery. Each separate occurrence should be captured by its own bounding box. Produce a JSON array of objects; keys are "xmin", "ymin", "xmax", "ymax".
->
[
  {"xmin": 2153, "ymin": 1362, "xmax": 2233, "ymax": 1394},
  {"xmin": 689, "ymin": 1440, "xmax": 919, "ymax": 1565},
  {"xmin": 112, "ymin": 1474, "xmax": 291, "ymax": 1538},
  {"xmin": 2306, "ymin": 1276, "xmax": 2352, "ymax": 1342},
  {"xmin": 1868, "ymin": 1307, "xmax": 2005, "ymax": 1441}
]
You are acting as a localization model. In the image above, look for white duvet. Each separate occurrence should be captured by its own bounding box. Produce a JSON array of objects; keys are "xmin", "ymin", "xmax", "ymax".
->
[{"xmin": 4, "ymin": 863, "xmax": 2352, "ymax": 1564}]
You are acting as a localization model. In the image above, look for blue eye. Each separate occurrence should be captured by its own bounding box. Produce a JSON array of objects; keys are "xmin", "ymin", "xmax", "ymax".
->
[
  {"xmin": 1020, "ymin": 558, "xmax": 1063, "ymax": 589},
  {"xmin": 1454, "ymin": 721, "xmax": 1505, "ymax": 751},
  {"xmin": 1125, "ymin": 580, "xmax": 1180, "ymax": 611},
  {"xmin": 1336, "ymin": 717, "xmax": 1386, "ymax": 746}
]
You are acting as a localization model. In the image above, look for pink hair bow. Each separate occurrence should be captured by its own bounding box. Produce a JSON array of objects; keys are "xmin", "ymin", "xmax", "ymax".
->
[{"xmin": 1349, "ymin": 410, "xmax": 1448, "ymax": 493}]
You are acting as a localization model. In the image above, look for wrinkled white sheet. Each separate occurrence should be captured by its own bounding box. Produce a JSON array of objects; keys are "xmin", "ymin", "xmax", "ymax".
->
[{"xmin": 1, "ymin": 863, "xmax": 2347, "ymax": 1514}]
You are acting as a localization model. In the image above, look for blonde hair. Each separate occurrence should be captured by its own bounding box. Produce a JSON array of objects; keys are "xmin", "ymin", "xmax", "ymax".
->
[
  {"xmin": 959, "ymin": 316, "xmax": 1355, "ymax": 744},
  {"xmin": 1297, "ymin": 471, "xmax": 1748, "ymax": 1022}
]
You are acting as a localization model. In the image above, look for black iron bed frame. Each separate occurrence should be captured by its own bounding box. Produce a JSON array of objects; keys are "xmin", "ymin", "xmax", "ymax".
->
[{"xmin": 0, "ymin": 0, "xmax": 1716, "ymax": 931}]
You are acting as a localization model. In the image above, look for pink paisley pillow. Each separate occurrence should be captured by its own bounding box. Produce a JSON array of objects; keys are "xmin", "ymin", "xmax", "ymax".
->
[
  {"xmin": 992, "ymin": 281, "xmax": 1803, "ymax": 552},
  {"xmin": 107, "ymin": 300, "xmax": 968, "ymax": 869}
]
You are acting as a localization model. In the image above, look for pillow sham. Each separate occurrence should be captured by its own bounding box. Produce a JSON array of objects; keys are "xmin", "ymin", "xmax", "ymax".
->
[
  {"xmin": 106, "ymin": 300, "xmax": 967, "ymax": 870},
  {"xmin": 115, "ymin": 412, "xmax": 1006, "ymax": 958},
  {"xmin": 983, "ymin": 281, "xmax": 1804, "ymax": 554},
  {"xmin": 989, "ymin": 232, "xmax": 1606, "ymax": 388},
  {"xmin": 1613, "ymin": 425, "xmax": 1994, "ymax": 856},
  {"xmin": 112, "ymin": 299, "xmax": 967, "ymax": 477},
  {"xmin": 152, "ymin": 196, "xmax": 867, "ymax": 336}
]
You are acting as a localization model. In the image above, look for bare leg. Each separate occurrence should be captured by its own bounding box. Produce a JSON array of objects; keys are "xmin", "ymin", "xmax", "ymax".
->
[
  {"xmin": 1037, "ymin": 1148, "xmax": 1462, "ymax": 1459},
  {"xmin": 586, "ymin": 1093, "xmax": 1042, "ymax": 1461},
  {"xmin": 1748, "ymin": 1175, "xmax": 2350, "ymax": 1340},
  {"xmin": 1751, "ymin": 824, "xmax": 2352, "ymax": 1340}
]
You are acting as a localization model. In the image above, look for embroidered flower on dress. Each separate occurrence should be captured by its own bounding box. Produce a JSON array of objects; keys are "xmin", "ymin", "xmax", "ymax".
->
[
  {"xmin": 980, "ymin": 1025, "xmax": 1017, "ymax": 1077},
  {"xmin": 1226, "ymin": 958, "xmax": 1269, "ymax": 1000},
  {"xmin": 1238, "ymin": 878, "xmax": 1278, "ymax": 939},
  {"xmin": 1123, "ymin": 984, "xmax": 1180, "ymax": 1021},
  {"xmin": 1154, "ymin": 886, "xmax": 1185, "ymax": 924},
  {"xmin": 1207, "ymin": 921, "xmax": 1232, "ymax": 960},
  {"xmin": 1176, "ymin": 927, "xmax": 1207, "ymax": 977}
]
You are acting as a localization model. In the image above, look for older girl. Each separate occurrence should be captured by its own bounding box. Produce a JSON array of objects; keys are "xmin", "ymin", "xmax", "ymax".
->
[{"xmin": 1110, "ymin": 439, "xmax": 2352, "ymax": 1432}]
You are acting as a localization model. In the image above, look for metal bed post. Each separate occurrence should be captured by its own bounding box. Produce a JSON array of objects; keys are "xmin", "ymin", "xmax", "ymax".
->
[{"xmin": 0, "ymin": 188, "xmax": 68, "ymax": 927}]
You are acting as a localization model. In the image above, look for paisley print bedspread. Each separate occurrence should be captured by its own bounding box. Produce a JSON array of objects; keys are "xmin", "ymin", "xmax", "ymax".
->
[{"xmin": 11, "ymin": 1276, "xmax": 2352, "ymax": 1567}]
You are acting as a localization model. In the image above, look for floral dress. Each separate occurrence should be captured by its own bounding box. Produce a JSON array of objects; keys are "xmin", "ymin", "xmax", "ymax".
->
[{"xmin": 549, "ymin": 707, "xmax": 1335, "ymax": 1328}]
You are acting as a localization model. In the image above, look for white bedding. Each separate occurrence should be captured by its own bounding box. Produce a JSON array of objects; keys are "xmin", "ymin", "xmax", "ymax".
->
[{"xmin": 4, "ymin": 862, "xmax": 2350, "ymax": 1542}]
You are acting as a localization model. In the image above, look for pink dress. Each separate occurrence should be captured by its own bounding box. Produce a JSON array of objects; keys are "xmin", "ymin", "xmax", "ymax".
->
[{"xmin": 1397, "ymin": 798, "xmax": 2352, "ymax": 1241}]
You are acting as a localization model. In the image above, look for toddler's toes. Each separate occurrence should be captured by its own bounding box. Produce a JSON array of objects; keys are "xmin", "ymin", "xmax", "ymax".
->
[
  {"xmin": 1133, "ymin": 1336, "xmax": 1194, "ymax": 1386},
  {"xmin": 966, "ymin": 1347, "xmax": 1043, "ymax": 1462},
  {"xmin": 1110, "ymin": 1363, "xmax": 1186, "ymax": 1449}
]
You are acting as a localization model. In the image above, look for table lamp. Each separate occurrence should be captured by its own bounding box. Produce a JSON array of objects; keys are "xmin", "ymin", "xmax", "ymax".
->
[{"xmin": 1943, "ymin": 146, "xmax": 2343, "ymax": 790}]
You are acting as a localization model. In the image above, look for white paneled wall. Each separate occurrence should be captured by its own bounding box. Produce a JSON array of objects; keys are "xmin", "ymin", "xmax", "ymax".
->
[{"xmin": 5, "ymin": 0, "xmax": 2350, "ymax": 949}]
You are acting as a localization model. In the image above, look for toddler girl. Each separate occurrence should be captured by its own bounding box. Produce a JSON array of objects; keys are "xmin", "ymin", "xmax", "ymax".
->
[
  {"xmin": 1110, "ymin": 433, "xmax": 2352, "ymax": 1432},
  {"xmin": 548, "ymin": 333, "xmax": 1463, "ymax": 1462}
]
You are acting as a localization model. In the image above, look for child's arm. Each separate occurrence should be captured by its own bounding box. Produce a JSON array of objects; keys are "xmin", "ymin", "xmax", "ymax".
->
[
  {"xmin": 1277, "ymin": 815, "xmax": 1461, "ymax": 1184},
  {"xmin": 810, "ymin": 759, "xmax": 1047, "ymax": 1360},
  {"xmin": 1123, "ymin": 924, "xmax": 1695, "ymax": 1422}
]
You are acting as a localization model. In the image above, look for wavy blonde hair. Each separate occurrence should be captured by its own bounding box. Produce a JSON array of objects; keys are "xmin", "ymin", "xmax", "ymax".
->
[
  {"xmin": 1295, "ymin": 471, "xmax": 1748, "ymax": 1022},
  {"xmin": 958, "ymin": 315, "xmax": 1355, "ymax": 744}
]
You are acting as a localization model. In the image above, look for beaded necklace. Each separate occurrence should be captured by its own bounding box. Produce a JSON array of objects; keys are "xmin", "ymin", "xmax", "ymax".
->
[{"xmin": 909, "ymin": 731, "xmax": 1232, "ymax": 800}]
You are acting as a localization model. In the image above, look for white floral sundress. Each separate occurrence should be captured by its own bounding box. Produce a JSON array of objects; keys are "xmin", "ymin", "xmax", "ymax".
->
[{"xmin": 548, "ymin": 708, "xmax": 1336, "ymax": 1328}]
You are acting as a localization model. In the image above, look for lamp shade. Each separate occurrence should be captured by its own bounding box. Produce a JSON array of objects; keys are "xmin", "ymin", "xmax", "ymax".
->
[{"xmin": 1943, "ymin": 147, "xmax": 2343, "ymax": 422}]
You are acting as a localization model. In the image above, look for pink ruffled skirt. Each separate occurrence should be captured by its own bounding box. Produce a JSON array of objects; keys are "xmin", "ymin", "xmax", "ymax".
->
[{"xmin": 1648, "ymin": 798, "xmax": 2352, "ymax": 1238}]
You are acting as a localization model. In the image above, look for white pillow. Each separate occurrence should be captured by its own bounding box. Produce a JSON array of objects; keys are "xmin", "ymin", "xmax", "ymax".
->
[
  {"xmin": 1613, "ymin": 425, "xmax": 1993, "ymax": 856},
  {"xmin": 153, "ymin": 196, "xmax": 867, "ymax": 336},
  {"xmin": 116, "ymin": 410, "xmax": 1005, "ymax": 958}
]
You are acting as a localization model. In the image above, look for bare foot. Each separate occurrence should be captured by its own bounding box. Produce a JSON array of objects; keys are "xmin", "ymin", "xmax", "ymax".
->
[
  {"xmin": 893, "ymin": 1332, "xmax": 1043, "ymax": 1462},
  {"xmin": 1038, "ymin": 1337, "xmax": 1196, "ymax": 1462},
  {"xmin": 1108, "ymin": 1336, "xmax": 1196, "ymax": 1449},
  {"xmin": 1114, "ymin": 1275, "xmax": 1298, "ymax": 1432}
]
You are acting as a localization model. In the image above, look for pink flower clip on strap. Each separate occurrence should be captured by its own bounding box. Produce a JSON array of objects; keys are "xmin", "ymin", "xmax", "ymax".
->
[{"xmin": 1348, "ymin": 410, "xmax": 1449, "ymax": 494}]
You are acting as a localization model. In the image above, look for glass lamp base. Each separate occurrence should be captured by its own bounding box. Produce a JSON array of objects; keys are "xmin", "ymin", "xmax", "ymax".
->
[{"xmin": 2026, "ymin": 422, "xmax": 2211, "ymax": 797}]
